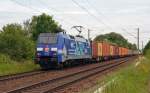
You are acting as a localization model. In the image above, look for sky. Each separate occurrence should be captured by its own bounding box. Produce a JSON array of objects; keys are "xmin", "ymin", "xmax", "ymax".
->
[{"xmin": 0, "ymin": 0, "xmax": 150, "ymax": 49}]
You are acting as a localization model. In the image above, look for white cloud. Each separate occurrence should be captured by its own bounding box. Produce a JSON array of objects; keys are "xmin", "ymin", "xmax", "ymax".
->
[
  {"xmin": 55, "ymin": 11, "xmax": 87, "ymax": 15},
  {"xmin": 0, "ymin": 0, "xmax": 149, "ymax": 48},
  {"xmin": 0, "ymin": 0, "xmax": 33, "ymax": 13}
]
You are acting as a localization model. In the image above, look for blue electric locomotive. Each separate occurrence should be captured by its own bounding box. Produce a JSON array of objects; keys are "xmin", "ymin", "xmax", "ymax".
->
[{"xmin": 35, "ymin": 32, "xmax": 91, "ymax": 69}]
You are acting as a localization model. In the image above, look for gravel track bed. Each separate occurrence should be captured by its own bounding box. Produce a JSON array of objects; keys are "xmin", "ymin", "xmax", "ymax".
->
[
  {"xmin": 0, "ymin": 58, "xmax": 127, "ymax": 93},
  {"xmin": 54, "ymin": 56, "xmax": 137, "ymax": 93}
]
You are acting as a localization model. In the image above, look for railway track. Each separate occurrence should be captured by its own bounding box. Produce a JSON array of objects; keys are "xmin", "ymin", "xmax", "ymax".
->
[
  {"xmin": 0, "ymin": 70, "xmax": 46, "ymax": 82},
  {"xmin": 0, "ymin": 57, "xmax": 127, "ymax": 83},
  {"xmin": 5, "ymin": 57, "xmax": 133, "ymax": 93}
]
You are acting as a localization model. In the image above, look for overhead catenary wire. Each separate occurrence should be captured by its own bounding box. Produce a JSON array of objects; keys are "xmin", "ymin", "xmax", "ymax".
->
[
  {"xmin": 37, "ymin": 0, "xmax": 82, "ymax": 27},
  {"xmin": 85, "ymin": 0, "xmax": 111, "ymax": 24},
  {"xmin": 38, "ymin": 0, "xmax": 92, "ymax": 36},
  {"xmin": 122, "ymin": 28, "xmax": 137, "ymax": 39},
  {"xmin": 38, "ymin": 0, "xmax": 99, "ymax": 38},
  {"xmin": 10, "ymin": 0, "xmax": 75, "ymax": 27},
  {"xmin": 71, "ymin": 0, "xmax": 113, "ymax": 31},
  {"xmin": 85, "ymin": 0, "xmax": 138, "ymax": 40},
  {"xmin": 72, "ymin": 0, "xmax": 138, "ymax": 38},
  {"xmin": 10, "ymin": 0, "xmax": 91, "ymax": 38},
  {"xmin": 11, "ymin": 0, "xmax": 41, "ymax": 13},
  {"xmin": 10, "ymin": 0, "xmax": 146, "ymax": 44}
]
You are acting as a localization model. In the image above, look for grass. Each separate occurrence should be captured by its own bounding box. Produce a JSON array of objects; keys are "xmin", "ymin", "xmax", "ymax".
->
[
  {"xmin": 0, "ymin": 54, "xmax": 40, "ymax": 76},
  {"xmin": 84, "ymin": 55, "xmax": 150, "ymax": 93},
  {"xmin": 103, "ymin": 57, "xmax": 150, "ymax": 93}
]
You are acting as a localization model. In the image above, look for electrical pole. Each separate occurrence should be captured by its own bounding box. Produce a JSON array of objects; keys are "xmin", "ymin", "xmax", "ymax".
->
[
  {"xmin": 137, "ymin": 28, "xmax": 140, "ymax": 52},
  {"xmin": 71, "ymin": 26, "xmax": 84, "ymax": 35},
  {"xmin": 88, "ymin": 29, "xmax": 91, "ymax": 40},
  {"xmin": 142, "ymin": 41, "xmax": 144, "ymax": 54}
]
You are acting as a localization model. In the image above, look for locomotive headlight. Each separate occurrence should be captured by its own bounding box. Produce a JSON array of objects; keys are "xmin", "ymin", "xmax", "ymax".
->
[
  {"xmin": 51, "ymin": 48, "xmax": 57, "ymax": 51},
  {"xmin": 37, "ymin": 48, "xmax": 43, "ymax": 51}
]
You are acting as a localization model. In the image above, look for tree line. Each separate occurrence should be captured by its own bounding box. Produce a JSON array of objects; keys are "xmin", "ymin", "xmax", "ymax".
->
[
  {"xmin": 0, "ymin": 13, "xmax": 63, "ymax": 61},
  {"xmin": 94, "ymin": 32, "xmax": 137, "ymax": 50},
  {"xmin": 143, "ymin": 41, "xmax": 150, "ymax": 54}
]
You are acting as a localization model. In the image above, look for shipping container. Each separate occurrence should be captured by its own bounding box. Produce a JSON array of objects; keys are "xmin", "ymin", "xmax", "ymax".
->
[
  {"xmin": 92, "ymin": 42, "xmax": 98, "ymax": 59},
  {"xmin": 92, "ymin": 42, "xmax": 110, "ymax": 61},
  {"xmin": 112, "ymin": 45, "xmax": 119, "ymax": 58},
  {"xmin": 121, "ymin": 48, "xmax": 128, "ymax": 57},
  {"xmin": 102, "ymin": 42, "xmax": 110, "ymax": 60},
  {"xmin": 97, "ymin": 42, "xmax": 103, "ymax": 57},
  {"xmin": 115, "ymin": 45, "xmax": 119, "ymax": 57},
  {"xmin": 110, "ymin": 45, "xmax": 114, "ymax": 56},
  {"xmin": 119, "ymin": 47, "xmax": 124, "ymax": 57},
  {"xmin": 92, "ymin": 41, "xmax": 131, "ymax": 60}
]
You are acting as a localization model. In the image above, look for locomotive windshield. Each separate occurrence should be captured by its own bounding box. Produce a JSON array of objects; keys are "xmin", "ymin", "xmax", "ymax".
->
[{"xmin": 38, "ymin": 33, "xmax": 57, "ymax": 44}]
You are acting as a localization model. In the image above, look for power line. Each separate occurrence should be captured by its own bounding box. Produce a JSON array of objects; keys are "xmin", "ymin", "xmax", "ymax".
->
[
  {"xmin": 10, "ymin": 0, "xmax": 76, "ymax": 27},
  {"xmin": 85, "ymin": 0, "xmax": 111, "ymax": 23},
  {"xmin": 10, "ymin": 0, "xmax": 41, "ymax": 12},
  {"xmin": 85, "ymin": 0, "xmax": 138, "ymax": 40},
  {"xmin": 11, "ymin": 0, "xmax": 141, "ymax": 42},
  {"xmin": 71, "ymin": 0, "xmax": 113, "ymax": 30},
  {"xmin": 137, "ymin": 28, "xmax": 140, "ymax": 51},
  {"xmin": 122, "ymin": 28, "xmax": 137, "ymax": 39},
  {"xmin": 37, "ymin": 0, "xmax": 78, "ymax": 26},
  {"xmin": 10, "ymin": 0, "xmax": 93, "ymax": 39}
]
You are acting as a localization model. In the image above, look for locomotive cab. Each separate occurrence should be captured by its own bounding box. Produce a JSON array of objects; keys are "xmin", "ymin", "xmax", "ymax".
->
[{"xmin": 36, "ymin": 33, "xmax": 61, "ymax": 69}]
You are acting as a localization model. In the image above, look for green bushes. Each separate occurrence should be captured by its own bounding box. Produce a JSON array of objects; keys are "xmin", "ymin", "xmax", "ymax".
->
[
  {"xmin": 0, "ymin": 24, "xmax": 37, "ymax": 75},
  {"xmin": 0, "ymin": 24, "xmax": 35, "ymax": 61},
  {"xmin": 94, "ymin": 32, "xmax": 137, "ymax": 50},
  {"xmin": 0, "ymin": 61, "xmax": 40, "ymax": 76},
  {"xmin": 145, "ymin": 49, "xmax": 150, "ymax": 58},
  {"xmin": 0, "ymin": 53, "xmax": 15, "ymax": 63},
  {"xmin": 0, "ymin": 53, "xmax": 39, "ymax": 76},
  {"xmin": 0, "ymin": 13, "xmax": 63, "ymax": 61},
  {"xmin": 144, "ymin": 41, "xmax": 150, "ymax": 54},
  {"xmin": 96, "ymin": 56, "xmax": 150, "ymax": 93},
  {"xmin": 103, "ymin": 57, "xmax": 150, "ymax": 93},
  {"xmin": 84, "ymin": 54, "xmax": 150, "ymax": 93},
  {"xmin": 0, "ymin": 13, "xmax": 64, "ymax": 75}
]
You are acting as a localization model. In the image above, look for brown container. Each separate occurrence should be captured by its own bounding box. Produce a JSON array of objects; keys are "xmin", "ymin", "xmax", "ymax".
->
[
  {"xmin": 115, "ymin": 46, "xmax": 119, "ymax": 56},
  {"xmin": 110, "ymin": 45, "xmax": 114, "ymax": 56},
  {"xmin": 102, "ymin": 42, "xmax": 110, "ymax": 57},
  {"xmin": 97, "ymin": 42, "xmax": 103, "ymax": 57},
  {"xmin": 119, "ymin": 47, "xmax": 123, "ymax": 57},
  {"xmin": 126, "ymin": 48, "xmax": 129, "ymax": 56},
  {"xmin": 92, "ymin": 42, "xmax": 98, "ymax": 59},
  {"xmin": 122, "ymin": 48, "xmax": 128, "ymax": 56}
]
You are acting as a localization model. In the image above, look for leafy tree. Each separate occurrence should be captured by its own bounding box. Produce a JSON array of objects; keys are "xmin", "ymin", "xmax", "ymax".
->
[
  {"xmin": 29, "ymin": 13, "xmax": 63, "ymax": 40},
  {"xmin": 23, "ymin": 19, "xmax": 32, "ymax": 37},
  {"xmin": 94, "ymin": 32, "xmax": 137, "ymax": 49},
  {"xmin": 131, "ymin": 44, "xmax": 137, "ymax": 50},
  {"xmin": 0, "ymin": 24, "xmax": 35, "ymax": 61},
  {"xmin": 143, "ymin": 40, "xmax": 150, "ymax": 54}
]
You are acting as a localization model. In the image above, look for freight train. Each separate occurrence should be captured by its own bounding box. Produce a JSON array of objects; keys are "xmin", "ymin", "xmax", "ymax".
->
[{"xmin": 35, "ymin": 32, "xmax": 139, "ymax": 69}]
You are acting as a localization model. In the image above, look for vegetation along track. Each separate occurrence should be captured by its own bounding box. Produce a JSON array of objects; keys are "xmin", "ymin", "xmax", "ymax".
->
[{"xmin": 5, "ymin": 57, "xmax": 134, "ymax": 93}]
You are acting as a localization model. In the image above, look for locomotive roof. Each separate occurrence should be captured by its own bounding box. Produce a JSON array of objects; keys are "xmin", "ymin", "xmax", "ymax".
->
[
  {"xmin": 59, "ymin": 32, "xmax": 89, "ymax": 42},
  {"xmin": 39, "ymin": 32, "xmax": 89, "ymax": 43},
  {"xmin": 39, "ymin": 33, "xmax": 57, "ymax": 37}
]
